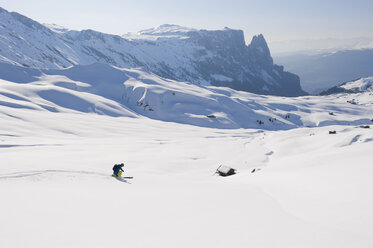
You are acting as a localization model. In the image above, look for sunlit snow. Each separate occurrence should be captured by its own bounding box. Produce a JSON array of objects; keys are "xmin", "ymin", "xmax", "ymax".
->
[{"xmin": 0, "ymin": 63, "xmax": 372, "ymax": 248}]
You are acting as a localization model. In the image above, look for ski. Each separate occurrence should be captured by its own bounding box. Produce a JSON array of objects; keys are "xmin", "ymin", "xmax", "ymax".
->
[{"xmin": 112, "ymin": 175, "xmax": 133, "ymax": 179}]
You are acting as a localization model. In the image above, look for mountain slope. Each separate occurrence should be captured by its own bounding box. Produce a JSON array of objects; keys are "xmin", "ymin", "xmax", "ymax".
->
[
  {"xmin": 0, "ymin": 68, "xmax": 373, "ymax": 248},
  {"xmin": 0, "ymin": 62, "xmax": 371, "ymax": 130},
  {"xmin": 321, "ymin": 77, "xmax": 373, "ymax": 95},
  {"xmin": 0, "ymin": 7, "xmax": 305, "ymax": 96}
]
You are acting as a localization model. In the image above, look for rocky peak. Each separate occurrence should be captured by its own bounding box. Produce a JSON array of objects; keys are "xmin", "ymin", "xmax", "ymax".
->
[
  {"xmin": 189, "ymin": 27, "xmax": 246, "ymax": 58},
  {"xmin": 247, "ymin": 34, "xmax": 273, "ymax": 68},
  {"xmin": 249, "ymin": 34, "xmax": 270, "ymax": 53}
]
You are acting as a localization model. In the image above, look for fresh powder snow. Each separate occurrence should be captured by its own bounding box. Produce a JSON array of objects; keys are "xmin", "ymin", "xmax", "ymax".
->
[{"xmin": 0, "ymin": 62, "xmax": 372, "ymax": 248}]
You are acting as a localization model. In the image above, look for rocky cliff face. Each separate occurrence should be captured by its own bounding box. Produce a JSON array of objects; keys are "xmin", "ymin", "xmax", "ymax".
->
[{"xmin": 0, "ymin": 7, "xmax": 306, "ymax": 96}]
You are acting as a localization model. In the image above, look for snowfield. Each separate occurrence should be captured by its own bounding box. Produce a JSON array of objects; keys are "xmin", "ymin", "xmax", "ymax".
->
[
  {"xmin": 0, "ymin": 63, "xmax": 373, "ymax": 248},
  {"xmin": 341, "ymin": 77, "xmax": 373, "ymax": 92}
]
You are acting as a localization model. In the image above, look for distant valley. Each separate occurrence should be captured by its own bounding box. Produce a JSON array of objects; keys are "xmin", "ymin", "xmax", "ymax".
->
[{"xmin": 275, "ymin": 48, "xmax": 373, "ymax": 94}]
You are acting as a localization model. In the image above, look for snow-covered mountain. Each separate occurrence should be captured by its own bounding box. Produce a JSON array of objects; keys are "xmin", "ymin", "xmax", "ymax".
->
[
  {"xmin": 1, "ymin": 7, "xmax": 373, "ymax": 248},
  {"xmin": 275, "ymin": 49, "xmax": 373, "ymax": 93},
  {"xmin": 321, "ymin": 77, "xmax": 373, "ymax": 95},
  {"xmin": 0, "ymin": 7, "xmax": 305, "ymax": 96},
  {"xmin": 0, "ymin": 62, "xmax": 371, "ymax": 130}
]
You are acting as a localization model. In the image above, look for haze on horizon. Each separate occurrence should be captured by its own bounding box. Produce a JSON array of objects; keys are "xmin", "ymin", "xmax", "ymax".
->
[{"xmin": 1, "ymin": 0, "xmax": 373, "ymax": 54}]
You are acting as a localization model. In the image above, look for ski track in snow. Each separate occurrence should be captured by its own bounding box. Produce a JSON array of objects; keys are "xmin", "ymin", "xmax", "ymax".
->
[{"xmin": 0, "ymin": 170, "xmax": 108, "ymax": 180}]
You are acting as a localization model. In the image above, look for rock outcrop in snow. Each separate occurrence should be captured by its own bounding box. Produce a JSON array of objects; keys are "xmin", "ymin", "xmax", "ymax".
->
[{"xmin": 0, "ymin": 7, "xmax": 305, "ymax": 96}]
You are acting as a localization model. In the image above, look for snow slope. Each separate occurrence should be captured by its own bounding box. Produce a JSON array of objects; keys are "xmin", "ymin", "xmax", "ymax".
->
[
  {"xmin": 0, "ymin": 98, "xmax": 372, "ymax": 248},
  {"xmin": 0, "ymin": 62, "xmax": 372, "ymax": 247},
  {"xmin": 0, "ymin": 7, "xmax": 305, "ymax": 96},
  {"xmin": 124, "ymin": 24, "xmax": 197, "ymax": 40},
  {"xmin": 322, "ymin": 76, "xmax": 373, "ymax": 95},
  {"xmin": 341, "ymin": 77, "xmax": 373, "ymax": 91},
  {"xmin": 0, "ymin": 62, "xmax": 371, "ymax": 130}
]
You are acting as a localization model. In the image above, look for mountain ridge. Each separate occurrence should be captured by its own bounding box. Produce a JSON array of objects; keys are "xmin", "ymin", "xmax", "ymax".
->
[{"xmin": 0, "ymin": 6, "xmax": 306, "ymax": 96}]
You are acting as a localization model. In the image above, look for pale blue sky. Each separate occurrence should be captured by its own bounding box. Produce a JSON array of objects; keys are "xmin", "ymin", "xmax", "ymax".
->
[{"xmin": 1, "ymin": 0, "xmax": 373, "ymax": 44}]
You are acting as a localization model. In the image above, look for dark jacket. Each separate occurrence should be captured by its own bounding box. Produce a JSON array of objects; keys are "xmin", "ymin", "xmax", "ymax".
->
[{"xmin": 113, "ymin": 164, "xmax": 124, "ymax": 175}]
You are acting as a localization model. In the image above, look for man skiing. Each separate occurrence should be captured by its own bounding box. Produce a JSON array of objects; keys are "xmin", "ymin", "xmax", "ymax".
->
[{"xmin": 112, "ymin": 163, "xmax": 124, "ymax": 177}]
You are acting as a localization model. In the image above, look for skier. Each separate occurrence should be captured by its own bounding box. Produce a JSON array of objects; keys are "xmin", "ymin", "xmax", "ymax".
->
[{"xmin": 112, "ymin": 163, "xmax": 124, "ymax": 177}]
